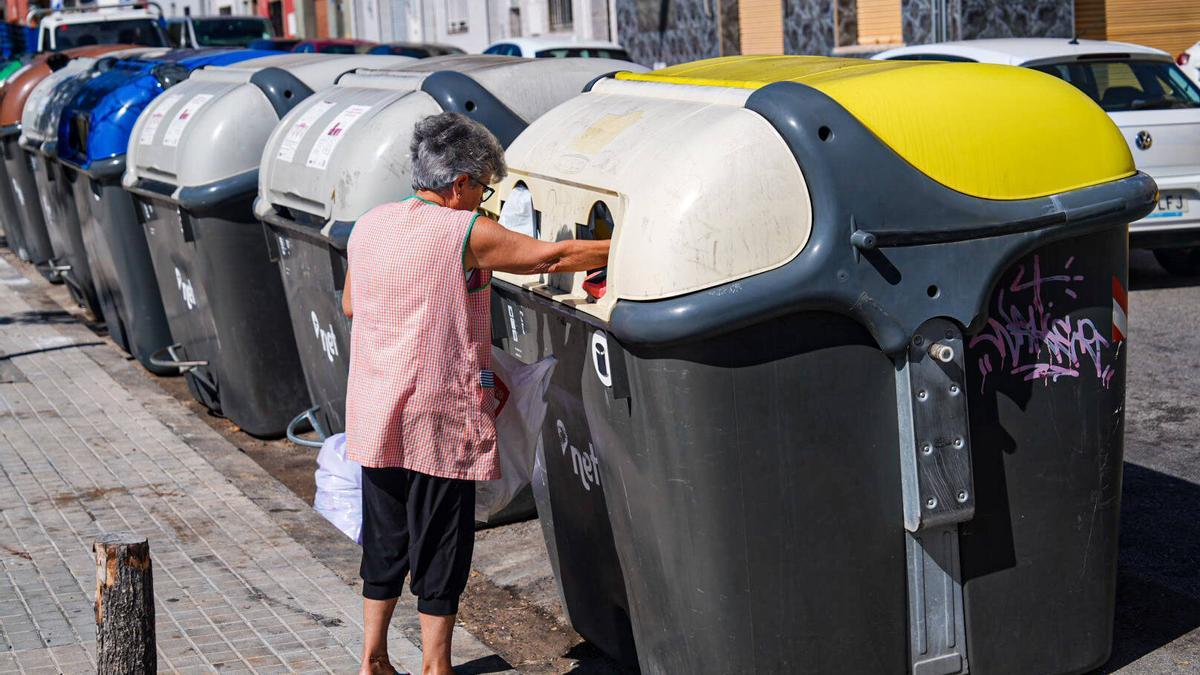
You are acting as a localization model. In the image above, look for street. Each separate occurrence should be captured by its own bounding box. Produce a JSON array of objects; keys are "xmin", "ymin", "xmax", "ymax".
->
[{"xmin": 0, "ymin": 247, "xmax": 1197, "ymax": 673}]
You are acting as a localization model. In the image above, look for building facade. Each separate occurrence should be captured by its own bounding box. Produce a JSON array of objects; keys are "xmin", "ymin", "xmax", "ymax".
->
[{"xmin": 618, "ymin": 0, "xmax": 1200, "ymax": 67}]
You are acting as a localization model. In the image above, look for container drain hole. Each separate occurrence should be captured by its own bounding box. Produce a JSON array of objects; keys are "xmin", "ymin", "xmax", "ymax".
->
[
  {"xmin": 465, "ymin": 100, "xmax": 476, "ymax": 112},
  {"xmin": 818, "ymin": 126, "xmax": 833, "ymax": 142},
  {"xmin": 927, "ymin": 285, "xmax": 940, "ymax": 298},
  {"xmin": 283, "ymin": 90, "xmax": 293, "ymax": 99}
]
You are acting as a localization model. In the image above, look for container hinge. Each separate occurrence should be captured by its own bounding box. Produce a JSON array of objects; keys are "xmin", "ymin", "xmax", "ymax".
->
[{"xmin": 895, "ymin": 317, "xmax": 974, "ymax": 675}]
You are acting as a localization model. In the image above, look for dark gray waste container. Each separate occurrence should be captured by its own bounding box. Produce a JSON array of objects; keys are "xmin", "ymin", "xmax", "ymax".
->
[
  {"xmin": 6, "ymin": 59, "xmax": 102, "ymax": 281},
  {"xmin": 122, "ymin": 53, "xmax": 406, "ymax": 437},
  {"xmin": 253, "ymin": 55, "xmax": 643, "ymax": 445},
  {"xmin": 486, "ymin": 57, "xmax": 1154, "ymax": 674},
  {"xmin": 18, "ymin": 57, "xmax": 113, "ymax": 316}
]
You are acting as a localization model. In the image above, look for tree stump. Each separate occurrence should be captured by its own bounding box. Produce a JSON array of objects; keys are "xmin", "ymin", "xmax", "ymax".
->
[{"xmin": 94, "ymin": 533, "xmax": 155, "ymax": 674}]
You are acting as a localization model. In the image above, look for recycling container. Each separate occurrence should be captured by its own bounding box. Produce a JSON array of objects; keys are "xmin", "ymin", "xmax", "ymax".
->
[
  {"xmin": 121, "ymin": 52, "xmax": 406, "ymax": 437},
  {"xmin": 253, "ymin": 55, "xmax": 644, "ymax": 444},
  {"xmin": 0, "ymin": 46, "xmax": 135, "ymax": 270},
  {"xmin": 53, "ymin": 49, "xmax": 274, "ymax": 370},
  {"xmin": 483, "ymin": 56, "xmax": 1155, "ymax": 674},
  {"xmin": 17, "ymin": 48, "xmax": 173, "ymax": 315}
]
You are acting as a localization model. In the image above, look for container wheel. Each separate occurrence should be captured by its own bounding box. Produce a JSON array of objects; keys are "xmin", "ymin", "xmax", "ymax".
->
[{"xmin": 1153, "ymin": 247, "xmax": 1200, "ymax": 277}]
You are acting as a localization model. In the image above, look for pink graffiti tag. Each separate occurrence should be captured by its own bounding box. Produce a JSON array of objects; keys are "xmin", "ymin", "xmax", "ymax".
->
[{"xmin": 968, "ymin": 255, "xmax": 1117, "ymax": 392}]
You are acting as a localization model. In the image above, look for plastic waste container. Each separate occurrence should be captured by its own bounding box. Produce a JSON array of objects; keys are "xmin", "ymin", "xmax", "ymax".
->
[
  {"xmin": 121, "ymin": 52, "xmax": 405, "ymax": 436},
  {"xmin": 17, "ymin": 48, "xmax": 175, "ymax": 316},
  {"xmin": 253, "ymin": 55, "xmax": 644, "ymax": 445},
  {"xmin": 53, "ymin": 49, "xmax": 274, "ymax": 369},
  {"xmin": 0, "ymin": 46, "xmax": 135, "ymax": 271},
  {"xmin": 485, "ymin": 56, "xmax": 1155, "ymax": 674}
]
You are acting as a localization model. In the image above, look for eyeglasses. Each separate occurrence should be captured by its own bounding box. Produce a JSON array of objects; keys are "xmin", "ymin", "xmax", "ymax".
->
[{"xmin": 471, "ymin": 177, "xmax": 495, "ymax": 202}]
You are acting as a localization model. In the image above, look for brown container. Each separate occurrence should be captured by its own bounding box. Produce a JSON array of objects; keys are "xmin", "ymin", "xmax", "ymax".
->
[
  {"xmin": 0, "ymin": 45, "xmax": 139, "ymax": 130},
  {"xmin": 0, "ymin": 45, "xmax": 138, "ymax": 267}
]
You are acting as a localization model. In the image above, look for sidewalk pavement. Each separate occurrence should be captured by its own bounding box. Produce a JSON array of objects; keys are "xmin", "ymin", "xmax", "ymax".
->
[{"xmin": 0, "ymin": 255, "xmax": 505, "ymax": 674}]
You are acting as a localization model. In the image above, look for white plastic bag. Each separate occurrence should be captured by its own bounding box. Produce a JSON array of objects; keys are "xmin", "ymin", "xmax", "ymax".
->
[
  {"xmin": 314, "ymin": 433, "xmax": 363, "ymax": 544},
  {"xmin": 498, "ymin": 184, "xmax": 536, "ymax": 238},
  {"xmin": 476, "ymin": 348, "xmax": 556, "ymax": 522}
]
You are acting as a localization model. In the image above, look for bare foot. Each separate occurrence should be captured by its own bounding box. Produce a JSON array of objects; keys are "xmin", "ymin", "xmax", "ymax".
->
[{"xmin": 359, "ymin": 654, "xmax": 400, "ymax": 675}]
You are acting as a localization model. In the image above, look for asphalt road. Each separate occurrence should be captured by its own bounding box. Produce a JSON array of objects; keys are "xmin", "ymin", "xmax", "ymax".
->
[{"xmin": 1102, "ymin": 250, "xmax": 1200, "ymax": 673}]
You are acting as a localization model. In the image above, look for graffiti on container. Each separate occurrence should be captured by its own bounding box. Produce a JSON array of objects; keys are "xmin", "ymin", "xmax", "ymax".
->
[
  {"xmin": 969, "ymin": 255, "xmax": 1116, "ymax": 392},
  {"xmin": 310, "ymin": 311, "xmax": 339, "ymax": 362},
  {"xmin": 174, "ymin": 268, "xmax": 197, "ymax": 311},
  {"xmin": 556, "ymin": 419, "xmax": 601, "ymax": 492}
]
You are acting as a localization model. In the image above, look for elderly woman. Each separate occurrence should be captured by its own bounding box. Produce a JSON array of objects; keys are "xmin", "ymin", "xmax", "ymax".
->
[{"xmin": 342, "ymin": 112, "xmax": 609, "ymax": 675}]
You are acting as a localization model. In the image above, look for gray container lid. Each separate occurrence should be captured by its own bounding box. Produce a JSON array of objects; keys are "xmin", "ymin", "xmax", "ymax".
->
[
  {"xmin": 123, "ymin": 52, "xmax": 413, "ymax": 204},
  {"xmin": 254, "ymin": 55, "xmax": 646, "ymax": 230}
]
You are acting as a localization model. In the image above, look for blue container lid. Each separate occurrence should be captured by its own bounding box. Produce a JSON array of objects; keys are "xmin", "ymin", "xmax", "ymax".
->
[{"xmin": 57, "ymin": 48, "xmax": 273, "ymax": 171}]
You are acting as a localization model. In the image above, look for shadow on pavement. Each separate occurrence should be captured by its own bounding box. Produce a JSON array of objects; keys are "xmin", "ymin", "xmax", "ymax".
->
[
  {"xmin": 454, "ymin": 655, "xmax": 513, "ymax": 674},
  {"xmin": 563, "ymin": 642, "xmax": 635, "ymax": 674},
  {"xmin": 1099, "ymin": 462, "xmax": 1200, "ymax": 672},
  {"xmin": 0, "ymin": 341, "xmax": 103, "ymax": 361}
]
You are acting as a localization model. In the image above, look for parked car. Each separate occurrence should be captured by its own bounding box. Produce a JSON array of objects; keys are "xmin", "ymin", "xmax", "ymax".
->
[
  {"xmin": 247, "ymin": 37, "xmax": 301, "ymax": 52},
  {"xmin": 1176, "ymin": 41, "xmax": 1200, "ymax": 83},
  {"xmin": 165, "ymin": 15, "xmax": 272, "ymax": 48},
  {"xmin": 876, "ymin": 38, "xmax": 1200, "ymax": 275},
  {"xmin": 483, "ymin": 37, "xmax": 632, "ymax": 61},
  {"xmin": 29, "ymin": 1, "xmax": 168, "ymax": 51},
  {"xmin": 291, "ymin": 39, "xmax": 377, "ymax": 54},
  {"xmin": 367, "ymin": 42, "xmax": 465, "ymax": 58}
]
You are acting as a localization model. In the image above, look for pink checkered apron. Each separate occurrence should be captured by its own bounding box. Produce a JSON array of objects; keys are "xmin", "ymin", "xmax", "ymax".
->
[{"xmin": 344, "ymin": 197, "xmax": 499, "ymax": 480}]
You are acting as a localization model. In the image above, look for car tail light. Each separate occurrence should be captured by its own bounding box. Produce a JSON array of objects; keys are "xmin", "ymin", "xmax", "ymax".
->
[{"xmin": 1178, "ymin": 52, "xmax": 1190, "ymax": 66}]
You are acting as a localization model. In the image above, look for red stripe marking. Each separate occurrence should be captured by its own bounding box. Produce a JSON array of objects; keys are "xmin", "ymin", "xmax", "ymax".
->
[{"xmin": 1112, "ymin": 276, "xmax": 1128, "ymax": 311}]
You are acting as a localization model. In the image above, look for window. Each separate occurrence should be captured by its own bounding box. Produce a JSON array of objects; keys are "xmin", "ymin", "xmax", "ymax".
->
[
  {"xmin": 485, "ymin": 43, "xmax": 519, "ymax": 56},
  {"xmin": 535, "ymin": 47, "xmax": 633, "ymax": 61},
  {"xmin": 51, "ymin": 19, "xmax": 168, "ymax": 50},
  {"xmin": 192, "ymin": 18, "xmax": 272, "ymax": 47},
  {"xmin": 166, "ymin": 20, "xmax": 186, "ymax": 47},
  {"xmin": 1030, "ymin": 59, "xmax": 1200, "ymax": 112},
  {"xmin": 886, "ymin": 53, "xmax": 975, "ymax": 62},
  {"xmin": 548, "ymin": 0, "xmax": 573, "ymax": 32}
]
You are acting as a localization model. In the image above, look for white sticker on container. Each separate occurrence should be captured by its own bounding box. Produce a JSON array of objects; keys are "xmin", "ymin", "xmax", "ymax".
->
[
  {"xmin": 276, "ymin": 100, "xmax": 335, "ymax": 163},
  {"xmin": 305, "ymin": 104, "xmax": 371, "ymax": 170},
  {"xmin": 161, "ymin": 94, "xmax": 213, "ymax": 147},
  {"xmin": 137, "ymin": 93, "xmax": 183, "ymax": 146}
]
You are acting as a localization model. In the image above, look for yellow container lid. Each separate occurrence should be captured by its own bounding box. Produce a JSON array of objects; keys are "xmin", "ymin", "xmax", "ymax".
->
[{"xmin": 616, "ymin": 55, "xmax": 1136, "ymax": 201}]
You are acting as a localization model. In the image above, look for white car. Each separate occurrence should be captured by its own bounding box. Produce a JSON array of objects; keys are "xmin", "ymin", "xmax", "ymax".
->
[
  {"xmin": 876, "ymin": 38, "xmax": 1200, "ymax": 275},
  {"xmin": 30, "ymin": 1, "xmax": 169, "ymax": 52},
  {"xmin": 483, "ymin": 36, "xmax": 632, "ymax": 62}
]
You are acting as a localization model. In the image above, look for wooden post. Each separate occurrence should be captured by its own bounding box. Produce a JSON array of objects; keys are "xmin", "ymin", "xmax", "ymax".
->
[{"xmin": 93, "ymin": 533, "xmax": 155, "ymax": 674}]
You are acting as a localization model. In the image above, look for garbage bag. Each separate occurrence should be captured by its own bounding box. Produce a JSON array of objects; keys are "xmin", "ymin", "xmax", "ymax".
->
[
  {"xmin": 314, "ymin": 433, "xmax": 363, "ymax": 544},
  {"xmin": 476, "ymin": 348, "xmax": 556, "ymax": 522}
]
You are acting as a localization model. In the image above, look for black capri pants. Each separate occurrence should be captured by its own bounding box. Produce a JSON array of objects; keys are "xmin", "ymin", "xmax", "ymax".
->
[{"xmin": 359, "ymin": 466, "xmax": 475, "ymax": 616}]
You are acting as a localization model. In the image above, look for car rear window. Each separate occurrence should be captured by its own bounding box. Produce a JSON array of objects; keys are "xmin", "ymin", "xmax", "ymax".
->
[
  {"xmin": 886, "ymin": 54, "xmax": 976, "ymax": 63},
  {"xmin": 53, "ymin": 18, "xmax": 167, "ymax": 49},
  {"xmin": 1030, "ymin": 59, "xmax": 1200, "ymax": 112},
  {"xmin": 194, "ymin": 18, "xmax": 272, "ymax": 47},
  {"xmin": 535, "ymin": 47, "xmax": 632, "ymax": 61}
]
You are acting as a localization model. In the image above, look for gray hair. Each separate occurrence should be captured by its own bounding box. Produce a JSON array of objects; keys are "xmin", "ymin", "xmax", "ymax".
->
[{"xmin": 410, "ymin": 112, "xmax": 507, "ymax": 192}]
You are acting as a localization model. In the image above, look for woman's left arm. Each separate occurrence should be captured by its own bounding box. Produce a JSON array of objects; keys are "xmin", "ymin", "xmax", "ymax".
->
[{"xmin": 342, "ymin": 267, "xmax": 353, "ymax": 319}]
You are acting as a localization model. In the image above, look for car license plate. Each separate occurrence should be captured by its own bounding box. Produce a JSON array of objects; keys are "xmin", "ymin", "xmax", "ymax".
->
[{"xmin": 1149, "ymin": 192, "xmax": 1189, "ymax": 218}]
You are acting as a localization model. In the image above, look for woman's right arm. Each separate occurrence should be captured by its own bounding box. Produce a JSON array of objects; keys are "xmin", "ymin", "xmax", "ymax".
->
[{"xmin": 465, "ymin": 216, "xmax": 610, "ymax": 275}]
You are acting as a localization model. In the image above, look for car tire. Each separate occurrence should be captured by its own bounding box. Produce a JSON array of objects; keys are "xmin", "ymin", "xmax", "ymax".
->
[{"xmin": 1153, "ymin": 247, "xmax": 1200, "ymax": 276}]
